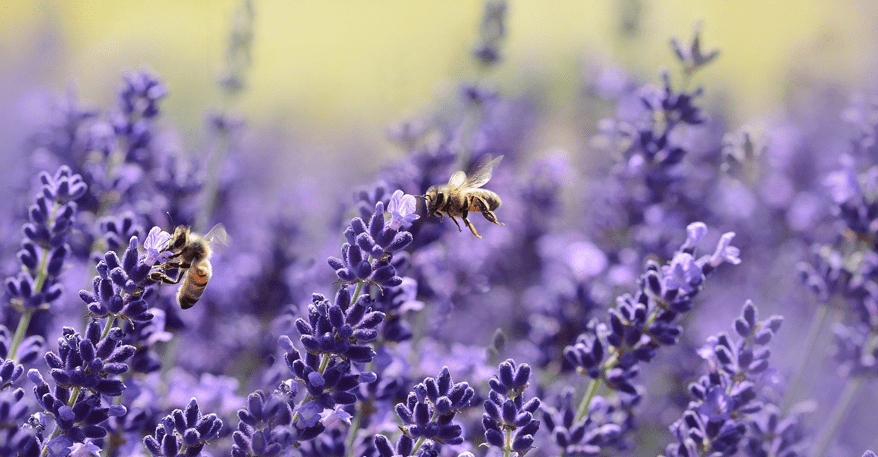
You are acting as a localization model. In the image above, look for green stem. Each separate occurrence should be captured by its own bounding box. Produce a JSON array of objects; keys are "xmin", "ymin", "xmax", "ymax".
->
[
  {"xmin": 782, "ymin": 302, "xmax": 830, "ymax": 413},
  {"xmin": 11, "ymin": 203, "xmax": 60, "ymax": 362},
  {"xmin": 101, "ymin": 316, "xmax": 116, "ymax": 340},
  {"xmin": 411, "ymin": 436, "xmax": 426, "ymax": 455},
  {"xmin": 808, "ymin": 377, "xmax": 863, "ymax": 457},
  {"xmin": 575, "ymin": 374, "xmax": 603, "ymax": 422},
  {"xmin": 344, "ymin": 360, "xmax": 376, "ymax": 456},
  {"xmin": 504, "ymin": 427, "xmax": 512, "ymax": 457},
  {"xmin": 344, "ymin": 402, "xmax": 364, "ymax": 454},
  {"xmin": 317, "ymin": 352, "xmax": 330, "ymax": 373},
  {"xmin": 31, "ymin": 249, "xmax": 51, "ymax": 296},
  {"xmin": 8, "ymin": 309, "xmax": 34, "ymax": 363},
  {"xmin": 350, "ymin": 281, "xmax": 366, "ymax": 304}
]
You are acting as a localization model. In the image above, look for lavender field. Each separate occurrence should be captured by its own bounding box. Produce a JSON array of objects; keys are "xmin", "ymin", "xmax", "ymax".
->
[{"xmin": 1, "ymin": 1, "xmax": 877, "ymax": 456}]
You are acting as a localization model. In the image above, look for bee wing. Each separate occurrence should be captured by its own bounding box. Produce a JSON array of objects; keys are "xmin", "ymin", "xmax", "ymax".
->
[
  {"xmin": 447, "ymin": 170, "xmax": 467, "ymax": 188},
  {"xmin": 463, "ymin": 155, "xmax": 503, "ymax": 189},
  {"xmin": 203, "ymin": 223, "xmax": 231, "ymax": 247}
]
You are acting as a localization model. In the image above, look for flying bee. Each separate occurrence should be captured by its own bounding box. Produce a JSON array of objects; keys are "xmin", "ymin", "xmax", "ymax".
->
[
  {"xmin": 424, "ymin": 154, "xmax": 504, "ymax": 239},
  {"xmin": 149, "ymin": 224, "xmax": 229, "ymax": 309}
]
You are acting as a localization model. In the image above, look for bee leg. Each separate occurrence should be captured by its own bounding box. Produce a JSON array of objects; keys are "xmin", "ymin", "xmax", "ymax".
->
[
  {"xmin": 481, "ymin": 209, "xmax": 504, "ymax": 226},
  {"xmin": 475, "ymin": 196, "xmax": 504, "ymax": 226},
  {"xmin": 448, "ymin": 215, "xmax": 463, "ymax": 232},
  {"xmin": 149, "ymin": 270, "xmax": 184, "ymax": 285},
  {"xmin": 462, "ymin": 216, "xmax": 482, "ymax": 239},
  {"xmin": 156, "ymin": 260, "xmax": 191, "ymax": 271}
]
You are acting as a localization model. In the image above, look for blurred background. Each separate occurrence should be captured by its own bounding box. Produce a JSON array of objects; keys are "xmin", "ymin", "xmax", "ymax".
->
[
  {"xmin": 2, "ymin": 0, "xmax": 877, "ymax": 192},
  {"xmin": 2, "ymin": 2, "xmax": 878, "ymax": 455}
]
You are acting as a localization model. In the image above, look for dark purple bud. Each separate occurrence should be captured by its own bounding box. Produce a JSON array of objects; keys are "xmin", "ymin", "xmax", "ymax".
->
[
  {"xmin": 488, "ymin": 378, "xmax": 507, "ymax": 396},
  {"xmin": 355, "ymin": 261, "xmax": 372, "ymax": 280},
  {"xmin": 328, "ymin": 257, "xmax": 345, "ymax": 270},
  {"xmin": 385, "ymin": 232, "xmax": 413, "ymax": 253},
  {"xmin": 502, "ymin": 399, "xmax": 517, "ymax": 424},
  {"xmin": 371, "ymin": 264, "xmax": 397, "ymax": 284},
  {"xmin": 328, "ymin": 306, "xmax": 345, "ymax": 329},
  {"xmin": 414, "ymin": 402, "xmax": 430, "ymax": 426},
  {"xmin": 512, "ymin": 433, "xmax": 535, "ymax": 452},
  {"xmin": 335, "ymin": 286, "xmax": 351, "ymax": 311},
  {"xmin": 512, "ymin": 364, "xmax": 531, "ymax": 390},
  {"xmin": 485, "ymin": 428, "xmax": 505, "ymax": 447},
  {"xmin": 295, "ymin": 319, "xmax": 313, "ymax": 336},
  {"xmin": 351, "ymin": 218, "xmax": 367, "ymax": 235},
  {"xmin": 374, "ymin": 434, "xmax": 393, "ymax": 456},
  {"xmin": 395, "ymin": 434, "xmax": 413, "ymax": 456},
  {"xmin": 395, "ymin": 403, "xmax": 413, "ymax": 424}
]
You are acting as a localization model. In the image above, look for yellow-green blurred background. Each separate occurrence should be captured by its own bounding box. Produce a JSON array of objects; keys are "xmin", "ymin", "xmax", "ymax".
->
[{"xmin": 2, "ymin": 0, "xmax": 877, "ymax": 167}]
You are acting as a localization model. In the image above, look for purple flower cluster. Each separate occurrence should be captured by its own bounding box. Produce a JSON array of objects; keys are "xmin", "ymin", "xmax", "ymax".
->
[
  {"xmin": 663, "ymin": 301, "xmax": 784, "ymax": 456},
  {"xmin": 480, "ymin": 359, "xmax": 539, "ymax": 455},
  {"xmin": 385, "ymin": 367, "xmax": 474, "ymax": 450},
  {"xmin": 329, "ymin": 200, "xmax": 415, "ymax": 294},
  {"xmin": 5, "ymin": 166, "xmax": 85, "ymax": 314}
]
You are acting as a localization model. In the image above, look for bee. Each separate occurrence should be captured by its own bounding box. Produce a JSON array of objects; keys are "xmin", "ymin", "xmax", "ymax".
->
[
  {"xmin": 424, "ymin": 154, "xmax": 504, "ymax": 239},
  {"xmin": 149, "ymin": 224, "xmax": 229, "ymax": 309}
]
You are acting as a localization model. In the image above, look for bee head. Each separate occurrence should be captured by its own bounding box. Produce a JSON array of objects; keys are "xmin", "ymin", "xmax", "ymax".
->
[
  {"xmin": 169, "ymin": 226, "xmax": 190, "ymax": 250},
  {"xmin": 423, "ymin": 187, "xmax": 442, "ymax": 215}
]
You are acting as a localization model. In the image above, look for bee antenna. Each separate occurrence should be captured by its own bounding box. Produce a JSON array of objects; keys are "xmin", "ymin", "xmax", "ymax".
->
[{"xmin": 166, "ymin": 212, "xmax": 175, "ymax": 227}]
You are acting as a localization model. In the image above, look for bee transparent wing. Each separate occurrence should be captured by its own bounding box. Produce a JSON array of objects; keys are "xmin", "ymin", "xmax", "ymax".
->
[
  {"xmin": 463, "ymin": 155, "xmax": 503, "ymax": 189},
  {"xmin": 447, "ymin": 170, "xmax": 467, "ymax": 188},
  {"xmin": 203, "ymin": 223, "xmax": 231, "ymax": 247}
]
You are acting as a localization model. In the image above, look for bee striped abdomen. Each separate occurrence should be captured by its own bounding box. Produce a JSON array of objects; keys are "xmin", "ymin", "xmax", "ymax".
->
[
  {"xmin": 177, "ymin": 262, "xmax": 212, "ymax": 309},
  {"xmin": 468, "ymin": 189, "xmax": 502, "ymax": 211}
]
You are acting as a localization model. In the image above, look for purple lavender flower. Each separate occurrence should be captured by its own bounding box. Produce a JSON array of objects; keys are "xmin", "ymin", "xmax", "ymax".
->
[
  {"xmin": 142, "ymin": 398, "xmax": 223, "ymax": 457},
  {"xmin": 481, "ymin": 359, "xmax": 540, "ymax": 455},
  {"xmin": 231, "ymin": 389, "xmax": 296, "ymax": 457},
  {"xmin": 37, "ymin": 320, "xmax": 135, "ymax": 396},
  {"xmin": 79, "ymin": 234, "xmax": 163, "ymax": 324},
  {"xmin": 143, "ymin": 226, "xmax": 173, "ymax": 267},
  {"xmin": 0, "ymin": 388, "xmax": 41, "ymax": 456},
  {"xmin": 544, "ymin": 389, "xmax": 626, "ymax": 455},
  {"xmin": 98, "ymin": 212, "xmax": 144, "ymax": 253},
  {"xmin": 275, "ymin": 327, "xmax": 376, "ymax": 447},
  {"xmin": 29, "ymin": 370, "xmax": 127, "ymax": 450},
  {"xmin": 472, "ymin": 0, "xmax": 507, "ymax": 67},
  {"xmin": 663, "ymin": 301, "xmax": 783, "ymax": 456},
  {"xmin": 5, "ymin": 166, "xmax": 86, "ymax": 313},
  {"xmin": 328, "ymin": 200, "xmax": 413, "ymax": 293},
  {"xmin": 375, "ymin": 366, "xmax": 475, "ymax": 456},
  {"xmin": 295, "ymin": 289, "xmax": 385, "ymax": 364},
  {"xmin": 670, "ymin": 23, "xmax": 720, "ymax": 76},
  {"xmin": 743, "ymin": 404, "xmax": 808, "ymax": 457}
]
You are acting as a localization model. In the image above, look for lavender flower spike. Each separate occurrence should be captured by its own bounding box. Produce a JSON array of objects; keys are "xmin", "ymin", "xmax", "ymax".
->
[{"xmin": 143, "ymin": 398, "xmax": 223, "ymax": 457}]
